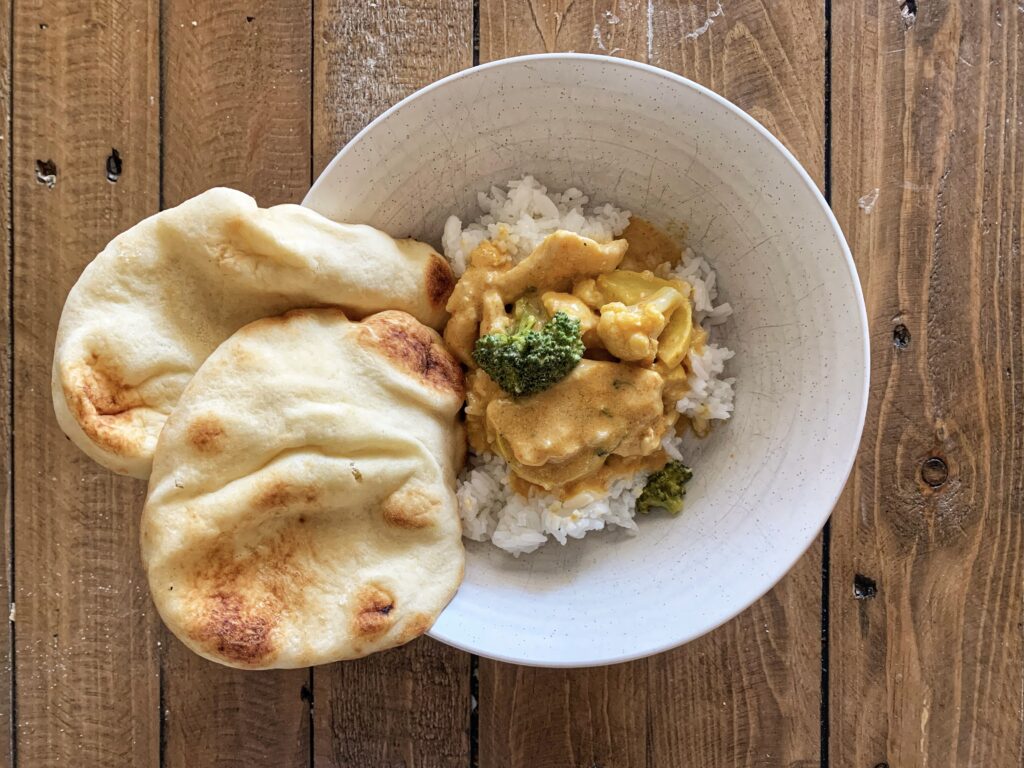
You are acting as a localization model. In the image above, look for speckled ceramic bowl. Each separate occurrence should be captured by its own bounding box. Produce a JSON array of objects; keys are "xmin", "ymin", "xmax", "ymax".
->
[{"xmin": 304, "ymin": 54, "xmax": 869, "ymax": 667}]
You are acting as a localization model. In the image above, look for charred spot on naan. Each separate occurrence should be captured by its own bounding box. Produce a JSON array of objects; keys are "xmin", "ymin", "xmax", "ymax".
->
[
  {"xmin": 352, "ymin": 584, "xmax": 398, "ymax": 637},
  {"xmin": 358, "ymin": 311, "xmax": 464, "ymax": 398},
  {"xmin": 186, "ymin": 415, "xmax": 226, "ymax": 454},
  {"xmin": 381, "ymin": 484, "xmax": 440, "ymax": 529},
  {"xmin": 191, "ymin": 590, "xmax": 278, "ymax": 667},
  {"xmin": 425, "ymin": 253, "xmax": 456, "ymax": 309},
  {"xmin": 186, "ymin": 528, "xmax": 313, "ymax": 666},
  {"xmin": 61, "ymin": 356, "xmax": 149, "ymax": 457},
  {"xmin": 253, "ymin": 479, "xmax": 321, "ymax": 511}
]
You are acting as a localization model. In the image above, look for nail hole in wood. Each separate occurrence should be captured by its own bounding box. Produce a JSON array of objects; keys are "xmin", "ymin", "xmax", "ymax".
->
[
  {"xmin": 921, "ymin": 456, "xmax": 948, "ymax": 487},
  {"xmin": 900, "ymin": 0, "xmax": 916, "ymax": 27},
  {"xmin": 246, "ymin": 15, "xmax": 255, "ymax": 22},
  {"xmin": 106, "ymin": 148, "xmax": 122, "ymax": 183},
  {"xmin": 893, "ymin": 324, "xmax": 910, "ymax": 349},
  {"xmin": 39, "ymin": 22, "xmax": 48, "ymax": 29},
  {"xmin": 853, "ymin": 574, "xmax": 877, "ymax": 600},
  {"xmin": 35, "ymin": 159, "xmax": 57, "ymax": 188},
  {"xmin": 875, "ymin": 764, "xmax": 890, "ymax": 768}
]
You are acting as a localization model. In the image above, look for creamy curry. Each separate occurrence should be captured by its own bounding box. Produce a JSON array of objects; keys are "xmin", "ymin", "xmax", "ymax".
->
[{"xmin": 447, "ymin": 219, "xmax": 707, "ymax": 500}]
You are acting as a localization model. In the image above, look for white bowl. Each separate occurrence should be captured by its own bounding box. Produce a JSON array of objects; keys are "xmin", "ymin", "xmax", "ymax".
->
[{"xmin": 304, "ymin": 54, "xmax": 869, "ymax": 667}]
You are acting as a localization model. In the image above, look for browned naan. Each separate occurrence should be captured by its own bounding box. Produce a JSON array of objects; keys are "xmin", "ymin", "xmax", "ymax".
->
[
  {"xmin": 141, "ymin": 308, "xmax": 465, "ymax": 669},
  {"xmin": 53, "ymin": 188, "xmax": 454, "ymax": 478}
]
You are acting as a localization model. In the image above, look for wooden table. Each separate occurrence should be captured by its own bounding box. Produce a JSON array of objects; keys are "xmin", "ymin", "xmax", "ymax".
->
[{"xmin": 2, "ymin": 1, "xmax": 1021, "ymax": 766}]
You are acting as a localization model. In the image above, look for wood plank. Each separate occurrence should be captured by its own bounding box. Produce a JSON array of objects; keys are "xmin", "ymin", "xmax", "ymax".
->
[
  {"xmin": 313, "ymin": 640, "xmax": 471, "ymax": 767},
  {"xmin": 312, "ymin": 0, "xmax": 474, "ymax": 176},
  {"xmin": 310, "ymin": 2, "xmax": 473, "ymax": 765},
  {"xmin": 159, "ymin": 2, "xmax": 313, "ymax": 766},
  {"xmin": 11, "ymin": 1, "xmax": 162, "ymax": 765},
  {"xmin": 829, "ymin": 1, "xmax": 1024, "ymax": 766},
  {"xmin": 477, "ymin": 2, "xmax": 825, "ymax": 766},
  {"xmin": 647, "ymin": 5, "xmax": 825, "ymax": 766},
  {"xmin": 0, "ymin": 0, "xmax": 12, "ymax": 762}
]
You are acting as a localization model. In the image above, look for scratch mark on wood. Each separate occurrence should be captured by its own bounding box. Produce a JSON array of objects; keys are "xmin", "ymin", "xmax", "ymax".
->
[
  {"xmin": 858, "ymin": 187, "xmax": 880, "ymax": 213},
  {"xmin": 646, "ymin": 0, "xmax": 653, "ymax": 62},
  {"xmin": 684, "ymin": 1, "xmax": 724, "ymax": 41}
]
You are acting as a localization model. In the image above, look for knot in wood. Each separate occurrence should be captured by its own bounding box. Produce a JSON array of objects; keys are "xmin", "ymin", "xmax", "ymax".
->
[
  {"xmin": 921, "ymin": 456, "xmax": 948, "ymax": 487},
  {"xmin": 892, "ymin": 324, "xmax": 910, "ymax": 349}
]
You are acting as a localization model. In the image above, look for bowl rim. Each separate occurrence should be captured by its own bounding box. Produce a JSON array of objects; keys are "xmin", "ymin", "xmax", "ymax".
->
[{"xmin": 305, "ymin": 53, "xmax": 871, "ymax": 668}]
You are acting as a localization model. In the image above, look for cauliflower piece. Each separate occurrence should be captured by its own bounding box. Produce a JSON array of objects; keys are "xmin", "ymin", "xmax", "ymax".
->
[
  {"xmin": 597, "ymin": 286, "xmax": 685, "ymax": 363},
  {"xmin": 572, "ymin": 278, "xmax": 605, "ymax": 308}
]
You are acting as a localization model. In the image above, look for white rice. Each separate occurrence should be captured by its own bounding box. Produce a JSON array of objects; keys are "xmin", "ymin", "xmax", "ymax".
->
[
  {"xmin": 442, "ymin": 176, "xmax": 630, "ymax": 276},
  {"xmin": 442, "ymin": 176, "xmax": 736, "ymax": 556}
]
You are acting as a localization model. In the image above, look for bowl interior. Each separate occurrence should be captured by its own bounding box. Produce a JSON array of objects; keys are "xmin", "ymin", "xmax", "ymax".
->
[{"xmin": 304, "ymin": 55, "xmax": 868, "ymax": 666}]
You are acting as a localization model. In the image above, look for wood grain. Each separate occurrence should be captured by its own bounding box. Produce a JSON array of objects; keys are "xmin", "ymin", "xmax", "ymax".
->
[
  {"xmin": 159, "ymin": 2, "xmax": 313, "ymax": 766},
  {"xmin": 313, "ymin": 639, "xmax": 470, "ymax": 768},
  {"xmin": 829, "ymin": 1, "xmax": 1024, "ymax": 766},
  {"xmin": 0, "ymin": 0, "xmax": 12, "ymax": 762},
  {"xmin": 162, "ymin": 1, "xmax": 312, "ymax": 207},
  {"xmin": 479, "ymin": 0, "xmax": 648, "ymax": 59},
  {"xmin": 312, "ymin": 0, "xmax": 474, "ymax": 176},
  {"xmin": 6, "ymin": 1, "xmax": 1023, "ymax": 766},
  {"xmin": 477, "ymin": 2, "xmax": 825, "ymax": 766},
  {"xmin": 11, "ymin": 1, "xmax": 162, "ymax": 766},
  {"xmin": 310, "ymin": 1, "xmax": 473, "ymax": 765}
]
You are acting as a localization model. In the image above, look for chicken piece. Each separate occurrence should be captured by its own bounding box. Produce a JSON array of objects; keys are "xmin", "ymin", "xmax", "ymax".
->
[
  {"xmin": 484, "ymin": 360, "xmax": 665, "ymax": 491},
  {"xmin": 655, "ymin": 361, "xmax": 690, "ymax": 410},
  {"xmin": 444, "ymin": 241, "xmax": 512, "ymax": 365},
  {"xmin": 597, "ymin": 286, "xmax": 685, "ymax": 363},
  {"xmin": 464, "ymin": 368, "xmax": 503, "ymax": 455},
  {"xmin": 541, "ymin": 291, "xmax": 600, "ymax": 348},
  {"xmin": 444, "ymin": 232, "xmax": 627, "ymax": 365},
  {"xmin": 555, "ymin": 451, "xmax": 671, "ymax": 502},
  {"xmin": 479, "ymin": 289, "xmax": 511, "ymax": 335},
  {"xmin": 498, "ymin": 230, "xmax": 627, "ymax": 299},
  {"xmin": 471, "ymin": 238, "xmax": 512, "ymax": 269}
]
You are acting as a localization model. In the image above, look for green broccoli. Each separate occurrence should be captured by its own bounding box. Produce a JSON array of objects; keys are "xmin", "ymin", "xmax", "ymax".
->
[
  {"xmin": 472, "ymin": 299, "xmax": 585, "ymax": 397},
  {"xmin": 637, "ymin": 461, "xmax": 694, "ymax": 515}
]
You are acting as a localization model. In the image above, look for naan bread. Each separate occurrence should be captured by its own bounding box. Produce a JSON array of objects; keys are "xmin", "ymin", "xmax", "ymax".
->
[
  {"xmin": 52, "ymin": 188, "xmax": 455, "ymax": 477},
  {"xmin": 141, "ymin": 308, "xmax": 466, "ymax": 669}
]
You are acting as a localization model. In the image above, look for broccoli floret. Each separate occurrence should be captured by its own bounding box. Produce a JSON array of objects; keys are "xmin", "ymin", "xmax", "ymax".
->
[
  {"xmin": 637, "ymin": 461, "xmax": 694, "ymax": 515},
  {"xmin": 472, "ymin": 299, "xmax": 585, "ymax": 397}
]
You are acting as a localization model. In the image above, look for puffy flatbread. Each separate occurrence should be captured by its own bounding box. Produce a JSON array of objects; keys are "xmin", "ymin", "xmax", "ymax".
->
[
  {"xmin": 52, "ymin": 188, "xmax": 455, "ymax": 477},
  {"xmin": 141, "ymin": 308, "xmax": 466, "ymax": 669}
]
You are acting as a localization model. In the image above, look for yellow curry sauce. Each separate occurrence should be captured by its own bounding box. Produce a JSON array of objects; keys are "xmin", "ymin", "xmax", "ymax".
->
[{"xmin": 446, "ymin": 218, "xmax": 707, "ymax": 500}]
